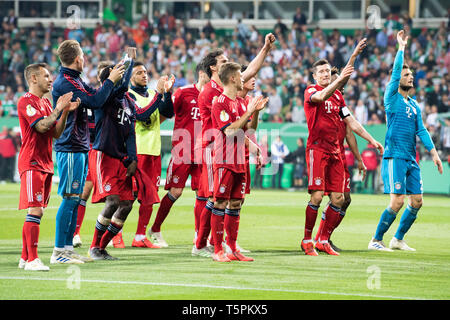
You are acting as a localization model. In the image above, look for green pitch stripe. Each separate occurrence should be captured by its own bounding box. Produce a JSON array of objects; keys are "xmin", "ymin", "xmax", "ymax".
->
[{"xmin": 0, "ymin": 276, "xmax": 429, "ymax": 300}]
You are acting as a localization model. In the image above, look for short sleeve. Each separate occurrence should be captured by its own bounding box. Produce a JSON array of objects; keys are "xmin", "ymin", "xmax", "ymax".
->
[
  {"xmin": 18, "ymin": 97, "xmax": 46, "ymax": 128},
  {"xmin": 304, "ymin": 86, "xmax": 318, "ymax": 105},
  {"xmin": 212, "ymin": 101, "xmax": 233, "ymax": 131}
]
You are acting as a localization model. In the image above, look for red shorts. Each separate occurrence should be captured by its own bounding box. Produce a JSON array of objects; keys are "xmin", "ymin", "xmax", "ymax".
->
[
  {"xmin": 213, "ymin": 167, "xmax": 246, "ymax": 201},
  {"xmin": 306, "ymin": 148, "xmax": 345, "ymax": 194},
  {"xmin": 19, "ymin": 170, "xmax": 53, "ymax": 210},
  {"xmin": 343, "ymin": 161, "xmax": 351, "ymax": 193},
  {"xmin": 165, "ymin": 158, "xmax": 201, "ymax": 191},
  {"xmin": 85, "ymin": 149, "xmax": 93, "ymax": 182},
  {"xmin": 197, "ymin": 146, "xmax": 214, "ymax": 198},
  {"xmin": 134, "ymin": 154, "xmax": 161, "ymax": 205},
  {"xmin": 89, "ymin": 149, "xmax": 134, "ymax": 203}
]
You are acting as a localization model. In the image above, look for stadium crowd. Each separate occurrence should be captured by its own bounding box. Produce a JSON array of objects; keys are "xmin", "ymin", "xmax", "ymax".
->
[{"xmin": 0, "ymin": 9, "xmax": 449, "ymax": 181}]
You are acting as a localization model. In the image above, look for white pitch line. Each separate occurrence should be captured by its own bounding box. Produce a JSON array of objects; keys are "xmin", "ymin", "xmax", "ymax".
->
[{"xmin": 0, "ymin": 276, "xmax": 429, "ymax": 300}]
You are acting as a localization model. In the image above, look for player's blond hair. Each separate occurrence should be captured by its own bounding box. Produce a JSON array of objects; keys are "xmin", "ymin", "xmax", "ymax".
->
[{"xmin": 218, "ymin": 62, "xmax": 241, "ymax": 85}]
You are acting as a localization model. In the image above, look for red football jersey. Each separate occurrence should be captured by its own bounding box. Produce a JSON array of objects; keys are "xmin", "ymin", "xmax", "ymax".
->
[
  {"xmin": 17, "ymin": 92, "xmax": 55, "ymax": 175},
  {"xmin": 198, "ymin": 79, "xmax": 223, "ymax": 149},
  {"xmin": 304, "ymin": 84, "xmax": 350, "ymax": 154},
  {"xmin": 171, "ymin": 84, "xmax": 202, "ymax": 163},
  {"xmin": 211, "ymin": 94, "xmax": 246, "ymax": 173}
]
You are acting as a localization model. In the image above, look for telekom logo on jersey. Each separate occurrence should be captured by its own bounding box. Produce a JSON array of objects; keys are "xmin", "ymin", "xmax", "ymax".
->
[
  {"xmin": 325, "ymin": 101, "xmax": 339, "ymax": 113},
  {"xmin": 171, "ymin": 121, "xmax": 250, "ymax": 166},
  {"xmin": 190, "ymin": 106, "xmax": 200, "ymax": 120}
]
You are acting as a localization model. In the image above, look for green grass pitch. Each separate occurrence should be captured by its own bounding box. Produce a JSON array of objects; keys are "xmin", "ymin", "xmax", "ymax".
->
[{"xmin": 0, "ymin": 183, "xmax": 449, "ymax": 300}]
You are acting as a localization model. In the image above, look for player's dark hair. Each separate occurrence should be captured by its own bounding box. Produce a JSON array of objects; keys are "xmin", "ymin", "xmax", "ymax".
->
[
  {"xmin": 201, "ymin": 49, "xmax": 224, "ymax": 78},
  {"xmin": 57, "ymin": 40, "xmax": 82, "ymax": 66},
  {"xmin": 194, "ymin": 62, "xmax": 205, "ymax": 82},
  {"xmin": 218, "ymin": 62, "xmax": 241, "ymax": 85},
  {"xmin": 312, "ymin": 59, "xmax": 330, "ymax": 74},
  {"xmin": 133, "ymin": 61, "xmax": 146, "ymax": 69},
  {"xmin": 331, "ymin": 66, "xmax": 339, "ymax": 76},
  {"xmin": 99, "ymin": 64, "xmax": 116, "ymax": 83},
  {"xmin": 24, "ymin": 63, "xmax": 48, "ymax": 85},
  {"xmin": 97, "ymin": 60, "xmax": 113, "ymax": 78}
]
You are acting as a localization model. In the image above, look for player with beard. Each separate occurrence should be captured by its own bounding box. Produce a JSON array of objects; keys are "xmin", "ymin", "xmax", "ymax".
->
[{"xmin": 368, "ymin": 30, "xmax": 443, "ymax": 252}]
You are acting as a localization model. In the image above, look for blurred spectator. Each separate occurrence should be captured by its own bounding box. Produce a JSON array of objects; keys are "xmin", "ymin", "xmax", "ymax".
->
[
  {"xmin": 271, "ymin": 135, "xmax": 289, "ymax": 189},
  {"xmin": 293, "ymin": 7, "xmax": 307, "ymax": 29},
  {"xmin": 0, "ymin": 127, "xmax": 17, "ymax": 182},
  {"xmin": 266, "ymin": 86, "xmax": 282, "ymax": 120},
  {"xmin": 285, "ymin": 138, "xmax": 306, "ymax": 189},
  {"xmin": 361, "ymin": 143, "xmax": 380, "ymax": 191},
  {"xmin": 0, "ymin": 12, "xmax": 448, "ymax": 163},
  {"xmin": 354, "ymin": 99, "xmax": 368, "ymax": 125},
  {"xmin": 254, "ymin": 134, "xmax": 269, "ymax": 189}
]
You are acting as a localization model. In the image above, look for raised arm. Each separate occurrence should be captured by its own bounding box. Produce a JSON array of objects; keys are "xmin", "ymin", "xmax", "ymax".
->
[
  {"xmin": 241, "ymin": 33, "xmax": 276, "ymax": 83},
  {"xmin": 337, "ymin": 38, "xmax": 367, "ymax": 91},
  {"xmin": 384, "ymin": 30, "xmax": 408, "ymax": 111},
  {"xmin": 65, "ymin": 64, "xmax": 124, "ymax": 109}
]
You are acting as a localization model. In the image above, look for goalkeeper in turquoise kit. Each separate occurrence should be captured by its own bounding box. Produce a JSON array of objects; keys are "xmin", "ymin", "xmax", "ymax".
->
[{"xmin": 368, "ymin": 30, "xmax": 443, "ymax": 252}]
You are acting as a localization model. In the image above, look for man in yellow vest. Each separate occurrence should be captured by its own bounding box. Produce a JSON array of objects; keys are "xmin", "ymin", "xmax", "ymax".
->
[{"xmin": 113, "ymin": 61, "xmax": 175, "ymax": 248}]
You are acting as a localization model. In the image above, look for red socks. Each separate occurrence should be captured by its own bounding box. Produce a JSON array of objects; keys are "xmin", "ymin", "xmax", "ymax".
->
[
  {"xmin": 224, "ymin": 209, "xmax": 240, "ymax": 253},
  {"xmin": 196, "ymin": 201, "xmax": 214, "ymax": 249},
  {"xmin": 22, "ymin": 214, "xmax": 41, "ymax": 261},
  {"xmin": 211, "ymin": 207, "xmax": 225, "ymax": 254},
  {"xmin": 151, "ymin": 192, "xmax": 177, "ymax": 233},
  {"xmin": 304, "ymin": 202, "xmax": 319, "ymax": 240},
  {"xmin": 91, "ymin": 219, "xmax": 108, "ymax": 248},
  {"xmin": 194, "ymin": 197, "xmax": 207, "ymax": 233},
  {"xmin": 318, "ymin": 204, "xmax": 342, "ymax": 242},
  {"xmin": 136, "ymin": 204, "xmax": 153, "ymax": 235},
  {"xmin": 74, "ymin": 199, "xmax": 87, "ymax": 236},
  {"xmin": 100, "ymin": 222, "xmax": 122, "ymax": 250}
]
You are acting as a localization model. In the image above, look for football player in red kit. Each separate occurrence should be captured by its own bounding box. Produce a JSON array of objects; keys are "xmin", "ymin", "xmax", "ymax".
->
[
  {"xmin": 301, "ymin": 59, "xmax": 383, "ymax": 256},
  {"xmin": 210, "ymin": 62, "xmax": 268, "ymax": 262},
  {"xmin": 18, "ymin": 63, "xmax": 80, "ymax": 270},
  {"xmin": 194, "ymin": 34, "xmax": 275, "ymax": 257},
  {"xmin": 154, "ymin": 62, "xmax": 210, "ymax": 245}
]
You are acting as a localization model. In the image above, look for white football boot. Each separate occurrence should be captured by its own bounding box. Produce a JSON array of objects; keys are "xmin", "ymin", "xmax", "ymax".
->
[
  {"xmin": 389, "ymin": 237, "xmax": 416, "ymax": 251},
  {"xmin": 148, "ymin": 230, "xmax": 169, "ymax": 247},
  {"xmin": 24, "ymin": 258, "xmax": 50, "ymax": 271},
  {"xmin": 368, "ymin": 238, "xmax": 394, "ymax": 252}
]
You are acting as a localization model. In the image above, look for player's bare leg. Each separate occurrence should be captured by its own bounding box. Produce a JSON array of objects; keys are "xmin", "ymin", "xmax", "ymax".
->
[
  {"xmin": 96, "ymin": 200, "xmax": 134, "ymax": 259},
  {"xmin": 89, "ymin": 195, "xmax": 120, "ymax": 259}
]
